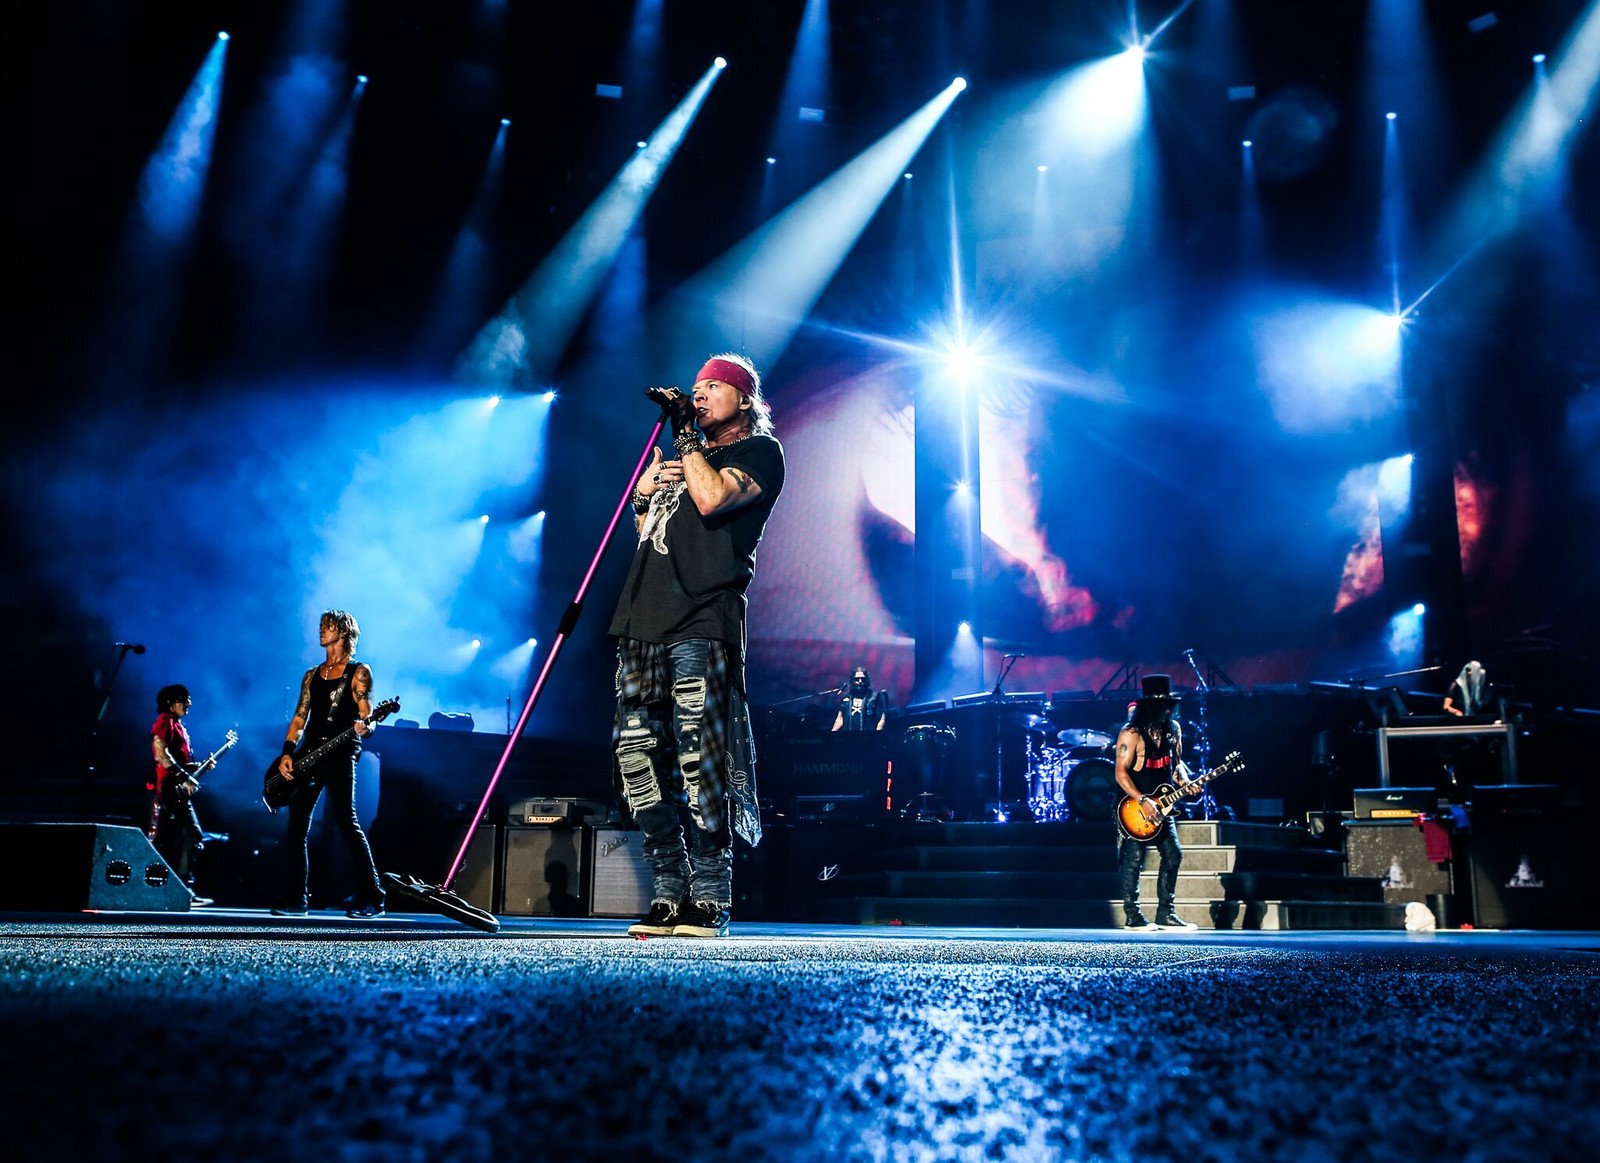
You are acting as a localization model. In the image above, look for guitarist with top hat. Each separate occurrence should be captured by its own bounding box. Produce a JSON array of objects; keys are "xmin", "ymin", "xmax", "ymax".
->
[
  {"xmin": 1113, "ymin": 674, "xmax": 1199, "ymax": 931},
  {"xmin": 270, "ymin": 609, "xmax": 386, "ymax": 919}
]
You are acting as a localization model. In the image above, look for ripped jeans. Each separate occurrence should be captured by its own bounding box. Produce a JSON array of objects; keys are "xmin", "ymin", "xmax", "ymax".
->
[{"xmin": 614, "ymin": 639, "xmax": 733, "ymax": 908}]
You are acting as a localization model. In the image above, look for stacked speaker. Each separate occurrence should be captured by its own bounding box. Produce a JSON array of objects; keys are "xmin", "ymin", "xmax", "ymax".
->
[{"xmin": 458, "ymin": 824, "xmax": 652, "ymax": 918}]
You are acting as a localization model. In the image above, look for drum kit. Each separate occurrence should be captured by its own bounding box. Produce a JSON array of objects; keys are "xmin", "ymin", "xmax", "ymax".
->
[{"xmin": 1023, "ymin": 722, "xmax": 1116, "ymax": 822}]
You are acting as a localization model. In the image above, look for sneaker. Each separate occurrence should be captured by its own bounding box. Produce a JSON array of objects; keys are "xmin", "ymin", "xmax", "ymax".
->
[
  {"xmin": 1124, "ymin": 909, "xmax": 1159, "ymax": 930},
  {"xmin": 1154, "ymin": 910, "xmax": 1198, "ymax": 930},
  {"xmin": 345, "ymin": 900, "xmax": 386, "ymax": 919},
  {"xmin": 628, "ymin": 899, "xmax": 682, "ymax": 937},
  {"xmin": 270, "ymin": 906, "xmax": 308, "ymax": 917},
  {"xmin": 671, "ymin": 900, "xmax": 730, "ymax": 938}
]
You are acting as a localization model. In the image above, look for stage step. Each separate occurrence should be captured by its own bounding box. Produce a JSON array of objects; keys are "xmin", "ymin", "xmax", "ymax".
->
[{"xmin": 824, "ymin": 895, "xmax": 1412, "ymax": 931}]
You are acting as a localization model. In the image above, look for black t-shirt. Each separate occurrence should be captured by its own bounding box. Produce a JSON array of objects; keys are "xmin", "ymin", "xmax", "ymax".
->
[{"xmin": 608, "ymin": 434, "xmax": 785, "ymax": 648}]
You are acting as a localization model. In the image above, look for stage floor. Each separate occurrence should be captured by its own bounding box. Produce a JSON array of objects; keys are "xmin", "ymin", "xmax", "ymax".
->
[{"xmin": 3, "ymin": 909, "xmax": 1599, "ymax": 1161}]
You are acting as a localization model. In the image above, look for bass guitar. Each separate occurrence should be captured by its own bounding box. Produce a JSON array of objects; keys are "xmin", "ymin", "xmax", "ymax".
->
[
  {"xmin": 262, "ymin": 698, "xmax": 399, "ymax": 813},
  {"xmin": 1116, "ymin": 751, "xmax": 1245, "ymax": 841},
  {"xmin": 172, "ymin": 729, "xmax": 239, "ymax": 804}
]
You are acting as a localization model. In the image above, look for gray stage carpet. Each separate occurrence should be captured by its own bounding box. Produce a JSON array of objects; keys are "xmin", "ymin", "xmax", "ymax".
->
[{"xmin": 3, "ymin": 913, "xmax": 1598, "ymax": 1161}]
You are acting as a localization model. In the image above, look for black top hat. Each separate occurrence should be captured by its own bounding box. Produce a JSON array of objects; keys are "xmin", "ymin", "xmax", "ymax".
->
[{"xmin": 1139, "ymin": 673, "xmax": 1178, "ymax": 702}]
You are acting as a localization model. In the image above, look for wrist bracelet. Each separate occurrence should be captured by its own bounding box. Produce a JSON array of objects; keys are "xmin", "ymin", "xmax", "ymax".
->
[
  {"xmin": 673, "ymin": 431, "xmax": 705, "ymax": 457},
  {"xmin": 282, "ymin": 741, "xmax": 298, "ymax": 758},
  {"xmin": 632, "ymin": 490, "xmax": 651, "ymax": 513}
]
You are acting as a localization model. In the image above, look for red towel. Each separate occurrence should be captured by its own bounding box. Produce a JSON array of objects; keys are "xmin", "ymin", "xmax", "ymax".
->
[{"xmin": 1417, "ymin": 815, "xmax": 1452, "ymax": 863}]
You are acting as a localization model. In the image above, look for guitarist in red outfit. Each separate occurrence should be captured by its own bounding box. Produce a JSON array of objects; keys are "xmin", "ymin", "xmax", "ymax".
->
[
  {"xmin": 1112, "ymin": 674, "xmax": 1199, "ymax": 931},
  {"xmin": 270, "ymin": 610, "xmax": 386, "ymax": 919},
  {"xmin": 149, "ymin": 684, "xmax": 213, "ymax": 906}
]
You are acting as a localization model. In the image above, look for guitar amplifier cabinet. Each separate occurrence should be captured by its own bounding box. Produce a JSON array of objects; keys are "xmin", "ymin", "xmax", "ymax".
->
[
  {"xmin": 586, "ymin": 826, "xmax": 653, "ymax": 918},
  {"xmin": 500, "ymin": 826, "xmax": 587, "ymax": 918},
  {"xmin": 456, "ymin": 825, "xmax": 501, "ymax": 914},
  {"xmin": 1343, "ymin": 818, "xmax": 1452, "ymax": 903},
  {"xmin": 1464, "ymin": 785, "xmax": 1577, "ymax": 929}
]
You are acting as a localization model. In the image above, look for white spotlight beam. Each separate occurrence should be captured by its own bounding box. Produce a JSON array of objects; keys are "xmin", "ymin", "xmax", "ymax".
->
[
  {"xmin": 653, "ymin": 79, "xmax": 966, "ymax": 373},
  {"xmin": 1438, "ymin": 1, "xmax": 1600, "ymax": 262},
  {"xmin": 456, "ymin": 59, "xmax": 726, "ymax": 388}
]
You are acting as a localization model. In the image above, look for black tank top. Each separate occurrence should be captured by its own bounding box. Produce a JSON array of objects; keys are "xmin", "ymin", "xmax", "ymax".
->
[{"xmin": 306, "ymin": 669, "xmax": 359, "ymax": 745}]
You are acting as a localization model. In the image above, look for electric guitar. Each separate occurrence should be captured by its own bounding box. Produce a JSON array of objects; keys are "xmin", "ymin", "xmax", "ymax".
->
[
  {"xmin": 262, "ymin": 698, "xmax": 399, "ymax": 813},
  {"xmin": 1116, "ymin": 751, "xmax": 1245, "ymax": 841},
  {"xmin": 171, "ymin": 730, "xmax": 239, "ymax": 804}
]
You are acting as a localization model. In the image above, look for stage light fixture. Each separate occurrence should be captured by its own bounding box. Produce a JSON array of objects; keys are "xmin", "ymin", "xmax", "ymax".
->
[
  {"xmin": 904, "ymin": 172, "xmax": 913, "ymax": 180},
  {"xmin": 953, "ymin": 77, "xmax": 967, "ymax": 91},
  {"xmin": 1037, "ymin": 164, "xmax": 1048, "ymax": 172},
  {"xmin": 218, "ymin": 31, "xmax": 229, "ymax": 41},
  {"xmin": 1386, "ymin": 111, "xmax": 1397, "ymax": 120},
  {"xmin": 501, "ymin": 118, "xmax": 510, "ymax": 127},
  {"xmin": 1413, "ymin": 603, "xmax": 1426, "ymax": 616},
  {"xmin": 1533, "ymin": 53, "xmax": 1547, "ymax": 63},
  {"xmin": 635, "ymin": 141, "xmax": 647, "ymax": 149},
  {"xmin": 714, "ymin": 56, "xmax": 727, "ymax": 70},
  {"xmin": 478, "ymin": 515, "xmax": 490, "ymax": 525},
  {"xmin": 766, "ymin": 157, "xmax": 776, "ymax": 165},
  {"xmin": 357, "ymin": 74, "xmax": 368, "ymax": 85}
]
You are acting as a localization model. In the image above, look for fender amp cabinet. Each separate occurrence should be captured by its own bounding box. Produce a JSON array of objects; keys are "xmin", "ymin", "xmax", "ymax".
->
[{"xmin": 586, "ymin": 826, "xmax": 653, "ymax": 917}]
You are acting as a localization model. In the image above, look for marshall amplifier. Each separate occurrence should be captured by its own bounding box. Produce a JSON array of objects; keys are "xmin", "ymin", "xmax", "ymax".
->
[{"xmin": 1353, "ymin": 787, "xmax": 1438, "ymax": 819}]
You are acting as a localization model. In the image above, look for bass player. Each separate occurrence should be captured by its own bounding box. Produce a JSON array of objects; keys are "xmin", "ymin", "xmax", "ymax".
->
[{"xmin": 270, "ymin": 609, "xmax": 385, "ymax": 919}]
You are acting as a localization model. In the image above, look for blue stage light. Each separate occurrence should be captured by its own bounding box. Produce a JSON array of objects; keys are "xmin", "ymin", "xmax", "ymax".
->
[
  {"xmin": 714, "ymin": 56, "xmax": 727, "ymax": 70},
  {"xmin": 1386, "ymin": 111, "xmax": 1397, "ymax": 120}
]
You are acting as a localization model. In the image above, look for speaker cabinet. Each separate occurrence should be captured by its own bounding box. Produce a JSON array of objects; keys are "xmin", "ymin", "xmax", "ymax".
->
[
  {"xmin": 1465, "ymin": 785, "xmax": 1576, "ymax": 929},
  {"xmin": 0, "ymin": 822, "xmax": 194, "ymax": 912},
  {"xmin": 587, "ymin": 826, "xmax": 652, "ymax": 917},
  {"xmin": 456, "ymin": 824, "xmax": 501, "ymax": 914},
  {"xmin": 1343, "ymin": 818, "xmax": 1452, "ymax": 903},
  {"xmin": 500, "ymin": 826, "xmax": 586, "ymax": 917}
]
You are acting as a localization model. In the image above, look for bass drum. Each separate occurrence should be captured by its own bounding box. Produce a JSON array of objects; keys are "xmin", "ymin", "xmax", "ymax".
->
[{"xmin": 1066, "ymin": 757, "xmax": 1119, "ymax": 822}]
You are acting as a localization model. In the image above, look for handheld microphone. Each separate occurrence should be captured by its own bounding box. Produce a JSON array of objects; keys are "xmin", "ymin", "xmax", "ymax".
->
[{"xmin": 117, "ymin": 643, "xmax": 147, "ymax": 655}]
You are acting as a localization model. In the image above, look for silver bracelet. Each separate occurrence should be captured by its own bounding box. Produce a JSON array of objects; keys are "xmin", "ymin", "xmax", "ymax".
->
[
  {"xmin": 673, "ymin": 430, "xmax": 706, "ymax": 457},
  {"xmin": 631, "ymin": 490, "xmax": 650, "ymax": 513}
]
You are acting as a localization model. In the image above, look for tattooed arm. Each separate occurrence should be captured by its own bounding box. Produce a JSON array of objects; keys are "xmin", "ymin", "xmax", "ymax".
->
[
  {"xmin": 351, "ymin": 663, "xmax": 375, "ymax": 735},
  {"xmin": 679, "ymin": 451, "xmax": 766, "ymax": 517},
  {"xmin": 276, "ymin": 669, "xmax": 315, "ymax": 777}
]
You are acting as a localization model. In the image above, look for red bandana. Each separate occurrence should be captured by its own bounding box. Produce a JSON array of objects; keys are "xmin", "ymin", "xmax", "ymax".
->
[{"xmin": 695, "ymin": 358, "xmax": 755, "ymax": 397}]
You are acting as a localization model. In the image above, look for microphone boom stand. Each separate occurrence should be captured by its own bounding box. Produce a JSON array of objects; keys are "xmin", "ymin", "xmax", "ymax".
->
[{"xmin": 382, "ymin": 419, "xmax": 667, "ymax": 932}]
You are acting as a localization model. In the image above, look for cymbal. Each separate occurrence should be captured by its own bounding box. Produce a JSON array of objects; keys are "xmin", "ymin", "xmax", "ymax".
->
[{"xmin": 1056, "ymin": 728, "xmax": 1112, "ymax": 750}]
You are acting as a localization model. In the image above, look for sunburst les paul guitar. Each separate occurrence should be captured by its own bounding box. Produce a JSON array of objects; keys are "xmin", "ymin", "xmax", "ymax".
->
[
  {"xmin": 262, "ymin": 698, "xmax": 399, "ymax": 813},
  {"xmin": 1116, "ymin": 751, "xmax": 1245, "ymax": 841}
]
